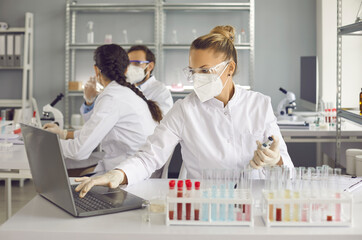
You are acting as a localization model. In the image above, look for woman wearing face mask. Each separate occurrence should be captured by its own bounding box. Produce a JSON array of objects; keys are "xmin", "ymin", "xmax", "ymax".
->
[
  {"xmin": 43, "ymin": 44, "xmax": 162, "ymax": 176},
  {"xmin": 74, "ymin": 26, "xmax": 293, "ymax": 196}
]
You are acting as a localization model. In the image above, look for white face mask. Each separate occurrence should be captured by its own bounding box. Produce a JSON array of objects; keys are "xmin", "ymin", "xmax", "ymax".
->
[
  {"xmin": 192, "ymin": 64, "xmax": 229, "ymax": 102},
  {"xmin": 126, "ymin": 64, "xmax": 148, "ymax": 84}
]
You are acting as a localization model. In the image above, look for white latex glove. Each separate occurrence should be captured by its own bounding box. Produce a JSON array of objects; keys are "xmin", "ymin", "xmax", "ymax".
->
[
  {"xmin": 43, "ymin": 123, "xmax": 67, "ymax": 140},
  {"xmin": 75, "ymin": 169, "xmax": 125, "ymax": 198},
  {"xmin": 249, "ymin": 135, "xmax": 281, "ymax": 169},
  {"xmin": 83, "ymin": 77, "xmax": 98, "ymax": 104}
]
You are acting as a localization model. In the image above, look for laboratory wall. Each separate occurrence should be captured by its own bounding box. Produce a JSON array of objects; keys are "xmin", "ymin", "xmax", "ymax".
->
[{"xmin": 0, "ymin": 0, "xmax": 318, "ymax": 113}]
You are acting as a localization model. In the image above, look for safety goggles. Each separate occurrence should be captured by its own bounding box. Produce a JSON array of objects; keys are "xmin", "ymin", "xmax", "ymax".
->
[
  {"xmin": 129, "ymin": 60, "xmax": 150, "ymax": 67},
  {"xmin": 183, "ymin": 60, "xmax": 230, "ymax": 82}
]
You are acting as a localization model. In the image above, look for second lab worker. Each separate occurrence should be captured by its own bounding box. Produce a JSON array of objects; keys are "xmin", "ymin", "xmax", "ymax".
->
[{"xmin": 75, "ymin": 25, "xmax": 294, "ymax": 195}]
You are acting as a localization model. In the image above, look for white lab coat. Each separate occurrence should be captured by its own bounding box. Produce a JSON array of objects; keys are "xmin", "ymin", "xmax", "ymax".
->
[
  {"xmin": 137, "ymin": 76, "xmax": 173, "ymax": 116},
  {"xmin": 80, "ymin": 75, "xmax": 173, "ymax": 121},
  {"xmin": 116, "ymin": 85, "xmax": 293, "ymax": 186},
  {"xmin": 61, "ymin": 81, "xmax": 157, "ymax": 173}
]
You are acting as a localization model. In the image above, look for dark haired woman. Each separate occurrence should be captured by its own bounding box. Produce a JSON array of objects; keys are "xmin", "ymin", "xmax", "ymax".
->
[{"xmin": 44, "ymin": 44, "xmax": 162, "ymax": 176}]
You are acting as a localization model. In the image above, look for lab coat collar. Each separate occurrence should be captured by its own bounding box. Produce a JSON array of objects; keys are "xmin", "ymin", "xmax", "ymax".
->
[
  {"xmin": 97, "ymin": 80, "xmax": 118, "ymax": 97},
  {"xmin": 137, "ymin": 75, "xmax": 155, "ymax": 90},
  {"xmin": 204, "ymin": 82, "xmax": 240, "ymax": 109}
]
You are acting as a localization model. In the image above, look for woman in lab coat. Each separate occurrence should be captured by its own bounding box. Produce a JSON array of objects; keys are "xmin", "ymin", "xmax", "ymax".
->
[
  {"xmin": 44, "ymin": 44, "xmax": 162, "ymax": 176},
  {"xmin": 75, "ymin": 26, "xmax": 293, "ymax": 196}
]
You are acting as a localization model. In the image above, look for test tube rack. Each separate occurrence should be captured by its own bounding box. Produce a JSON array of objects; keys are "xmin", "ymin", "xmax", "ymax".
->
[
  {"xmin": 261, "ymin": 190, "xmax": 353, "ymax": 227},
  {"xmin": 166, "ymin": 189, "xmax": 254, "ymax": 226}
]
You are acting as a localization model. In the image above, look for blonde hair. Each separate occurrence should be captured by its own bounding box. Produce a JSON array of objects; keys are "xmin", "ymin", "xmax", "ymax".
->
[{"xmin": 191, "ymin": 25, "xmax": 237, "ymax": 73}]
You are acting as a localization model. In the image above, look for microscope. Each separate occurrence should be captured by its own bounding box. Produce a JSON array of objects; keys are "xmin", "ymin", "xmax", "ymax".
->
[
  {"xmin": 41, "ymin": 93, "xmax": 64, "ymax": 129},
  {"xmin": 277, "ymin": 87, "xmax": 297, "ymax": 121}
]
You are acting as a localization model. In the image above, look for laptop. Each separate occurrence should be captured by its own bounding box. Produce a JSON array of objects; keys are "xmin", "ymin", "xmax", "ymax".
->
[{"xmin": 20, "ymin": 123, "xmax": 147, "ymax": 217}]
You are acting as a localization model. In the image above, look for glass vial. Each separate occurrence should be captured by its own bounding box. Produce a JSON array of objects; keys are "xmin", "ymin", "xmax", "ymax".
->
[{"xmin": 87, "ymin": 21, "xmax": 94, "ymax": 44}]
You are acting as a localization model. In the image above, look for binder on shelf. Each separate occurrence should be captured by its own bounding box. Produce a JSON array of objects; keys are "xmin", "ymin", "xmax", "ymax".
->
[
  {"xmin": 6, "ymin": 34, "xmax": 14, "ymax": 66},
  {"xmin": 14, "ymin": 34, "xmax": 23, "ymax": 67},
  {"xmin": 0, "ymin": 34, "xmax": 5, "ymax": 66}
]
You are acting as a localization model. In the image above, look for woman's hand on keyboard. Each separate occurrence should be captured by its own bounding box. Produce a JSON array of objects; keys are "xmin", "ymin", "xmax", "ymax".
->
[{"xmin": 75, "ymin": 169, "xmax": 126, "ymax": 198}]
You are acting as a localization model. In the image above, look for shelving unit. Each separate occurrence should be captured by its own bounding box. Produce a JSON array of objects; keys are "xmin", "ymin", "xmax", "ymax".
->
[
  {"xmin": 0, "ymin": 13, "xmax": 34, "ymax": 120},
  {"xmin": 336, "ymin": 0, "xmax": 362, "ymax": 166},
  {"xmin": 65, "ymin": 0, "xmax": 158, "ymax": 127},
  {"xmin": 64, "ymin": 0, "xmax": 254, "ymax": 127}
]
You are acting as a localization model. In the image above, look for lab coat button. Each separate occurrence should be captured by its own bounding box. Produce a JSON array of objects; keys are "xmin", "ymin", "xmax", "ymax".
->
[{"xmin": 224, "ymin": 112, "xmax": 228, "ymax": 115}]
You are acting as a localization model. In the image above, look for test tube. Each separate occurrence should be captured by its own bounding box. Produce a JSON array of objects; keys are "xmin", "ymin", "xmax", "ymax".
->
[
  {"xmin": 185, "ymin": 180, "xmax": 192, "ymax": 220},
  {"xmin": 218, "ymin": 169, "xmax": 226, "ymax": 221},
  {"xmin": 177, "ymin": 180, "xmax": 183, "ymax": 220},
  {"xmin": 292, "ymin": 167, "xmax": 302, "ymax": 222},
  {"xmin": 275, "ymin": 167, "xmax": 283, "ymax": 222},
  {"xmin": 334, "ymin": 168, "xmax": 342, "ymax": 222},
  {"xmin": 267, "ymin": 167, "xmax": 277, "ymax": 222},
  {"xmin": 284, "ymin": 168, "xmax": 292, "ymax": 222},
  {"xmin": 211, "ymin": 169, "xmax": 218, "ymax": 221},
  {"xmin": 326, "ymin": 167, "xmax": 334, "ymax": 222},
  {"xmin": 227, "ymin": 169, "xmax": 236, "ymax": 221},
  {"xmin": 201, "ymin": 169, "xmax": 211, "ymax": 221},
  {"xmin": 194, "ymin": 181, "xmax": 200, "ymax": 221},
  {"xmin": 168, "ymin": 180, "xmax": 176, "ymax": 220},
  {"xmin": 244, "ymin": 169, "xmax": 252, "ymax": 222}
]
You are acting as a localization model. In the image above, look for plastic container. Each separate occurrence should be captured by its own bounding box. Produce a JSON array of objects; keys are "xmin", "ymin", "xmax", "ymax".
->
[
  {"xmin": 346, "ymin": 149, "xmax": 362, "ymax": 175},
  {"xmin": 355, "ymin": 155, "xmax": 362, "ymax": 177}
]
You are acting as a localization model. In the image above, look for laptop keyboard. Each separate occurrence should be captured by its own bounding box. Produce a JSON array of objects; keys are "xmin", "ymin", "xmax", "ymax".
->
[{"xmin": 71, "ymin": 185, "xmax": 113, "ymax": 212}]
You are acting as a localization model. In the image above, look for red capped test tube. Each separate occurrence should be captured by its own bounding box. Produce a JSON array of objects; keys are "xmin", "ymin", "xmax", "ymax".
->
[{"xmin": 177, "ymin": 180, "xmax": 183, "ymax": 220}]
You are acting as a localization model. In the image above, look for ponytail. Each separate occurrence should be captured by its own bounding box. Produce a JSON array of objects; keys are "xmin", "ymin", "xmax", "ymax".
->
[{"xmin": 94, "ymin": 44, "xmax": 163, "ymax": 122}]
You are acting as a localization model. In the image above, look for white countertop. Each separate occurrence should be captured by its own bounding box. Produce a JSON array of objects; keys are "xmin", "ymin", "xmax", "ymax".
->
[{"xmin": 1, "ymin": 179, "xmax": 362, "ymax": 240}]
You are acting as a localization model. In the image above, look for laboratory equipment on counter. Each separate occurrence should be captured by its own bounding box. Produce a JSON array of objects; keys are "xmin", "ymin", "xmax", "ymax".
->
[
  {"xmin": 166, "ymin": 169, "xmax": 254, "ymax": 226},
  {"xmin": 41, "ymin": 93, "xmax": 64, "ymax": 129},
  {"xmin": 261, "ymin": 165, "xmax": 353, "ymax": 227},
  {"xmin": 277, "ymin": 87, "xmax": 297, "ymax": 121}
]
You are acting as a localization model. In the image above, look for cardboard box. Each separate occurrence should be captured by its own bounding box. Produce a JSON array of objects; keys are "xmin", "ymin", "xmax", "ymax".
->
[{"xmin": 68, "ymin": 81, "xmax": 83, "ymax": 91}]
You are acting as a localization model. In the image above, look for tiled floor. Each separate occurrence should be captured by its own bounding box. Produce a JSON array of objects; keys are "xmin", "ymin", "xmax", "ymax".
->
[{"xmin": 0, "ymin": 179, "xmax": 36, "ymax": 225}]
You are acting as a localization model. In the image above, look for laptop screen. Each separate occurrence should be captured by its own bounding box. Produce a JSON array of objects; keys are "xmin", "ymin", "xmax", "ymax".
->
[{"xmin": 21, "ymin": 124, "xmax": 77, "ymax": 215}]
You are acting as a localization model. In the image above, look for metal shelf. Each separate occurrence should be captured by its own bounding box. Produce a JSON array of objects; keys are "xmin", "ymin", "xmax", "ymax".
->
[
  {"xmin": 69, "ymin": 43, "xmax": 156, "ymax": 50},
  {"xmin": 69, "ymin": 3, "xmax": 155, "ymax": 12},
  {"xmin": 162, "ymin": 43, "xmax": 251, "ymax": 50},
  {"xmin": 0, "ymin": 27, "xmax": 25, "ymax": 33},
  {"xmin": 339, "ymin": 109, "xmax": 362, "ymax": 125},
  {"xmin": 163, "ymin": 3, "xmax": 250, "ymax": 11},
  {"xmin": 68, "ymin": 91, "xmax": 83, "ymax": 97},
  {"xmin": 0, "ymin": 13, "xmax": 33, "ymax": 119},
  {"xmin": 0, "ymin": 67, "xmax": 23, "ymax": 70},
  {"xmin": 0, "ymin": 100, "xmax": 24, "ymax": 108},
  {"xmin": 338, "ymin": 21, "xmax": 362, "ymax": 35}
]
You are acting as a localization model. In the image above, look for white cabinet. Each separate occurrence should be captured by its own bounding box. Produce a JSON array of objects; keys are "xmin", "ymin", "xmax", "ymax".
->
[{"xmin": 0, "ymin": 13, "xmax": 34, "ymax": 122}]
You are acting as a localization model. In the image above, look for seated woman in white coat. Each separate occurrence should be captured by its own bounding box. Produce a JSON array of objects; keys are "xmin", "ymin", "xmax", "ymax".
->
[
  {"xmin": 44, "ymin": 44, "xmax": 162, "ymax": 176},
  {"xmin": 75, "ymin": 25, "xmax": 294, "ymax": 197}
]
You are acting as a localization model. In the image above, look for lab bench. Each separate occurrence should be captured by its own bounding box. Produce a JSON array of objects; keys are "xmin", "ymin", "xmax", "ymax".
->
[{"xmin": 1, "ymin": 179, "xmax": 362, "ymax": 240}]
